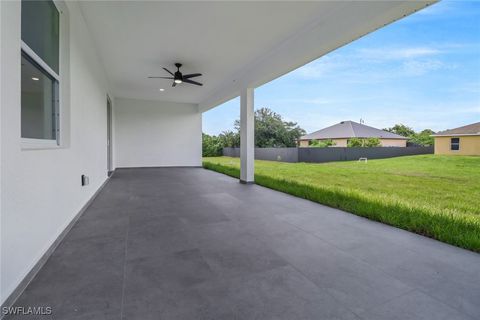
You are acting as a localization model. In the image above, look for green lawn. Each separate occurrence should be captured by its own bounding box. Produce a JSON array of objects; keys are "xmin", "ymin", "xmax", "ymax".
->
[{"xmin": 202, "ymin": 155, "xmax": 480, "ymax": 252}]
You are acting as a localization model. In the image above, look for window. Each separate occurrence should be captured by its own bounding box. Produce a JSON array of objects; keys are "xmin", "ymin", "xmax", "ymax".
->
[
  {"xmin": 21, "ymin": 0, "xmax": 60, "ymax": 145},
  {"xmin": 451, "ymin": 137, "xmax": 460, "ymax": 151},
  {"xmin": 21, "ymin": 53, "xmax": 59, "ymax": 139}
]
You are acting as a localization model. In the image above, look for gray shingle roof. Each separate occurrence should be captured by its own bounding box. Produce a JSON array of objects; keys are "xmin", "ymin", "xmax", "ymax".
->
[
  {"xmin": 432, "ymin": 122, "xmax": 480, "ymax": 136},
  {"xmin": 300, "ymin": 121, "xmax": 408, "ymax": 140}
]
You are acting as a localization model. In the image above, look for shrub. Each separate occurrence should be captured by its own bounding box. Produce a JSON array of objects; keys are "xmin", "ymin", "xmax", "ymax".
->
[
  {"xmin": 364, "ymin": 137, "xmax": 381, "ymax": 147},
  {"xmin": 347, "ymin": 137, "xmax": 381, "ymax": 147},
  {"xmin": 310, "ymin": 139, "xmax": 336, "ymax": 148}
]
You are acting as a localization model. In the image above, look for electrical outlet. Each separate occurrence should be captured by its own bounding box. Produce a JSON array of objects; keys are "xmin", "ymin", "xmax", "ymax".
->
[{"xmin": 81, "ymin": 174, "xmax": 89, "ymax": 186}]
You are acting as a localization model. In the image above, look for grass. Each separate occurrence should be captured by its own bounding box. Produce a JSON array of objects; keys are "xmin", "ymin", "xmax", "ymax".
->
[{"xmin": 202, "ymin": 155, "xmax": 480, "ymax": 252}]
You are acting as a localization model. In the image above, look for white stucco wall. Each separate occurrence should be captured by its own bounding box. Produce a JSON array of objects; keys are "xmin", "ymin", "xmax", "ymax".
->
[
  {"xmin": 114, "ymin": 98, "xmax": 202, "ymax": 168},
  {"xmin": 0, "ymin": 1, "xmax": 111, "ymax": 304}
]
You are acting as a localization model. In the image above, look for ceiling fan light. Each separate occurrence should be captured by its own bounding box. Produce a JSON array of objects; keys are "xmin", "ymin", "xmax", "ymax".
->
[{"xmin": 174, "ymin": 79, "xmax": 182, "ymax": 84}]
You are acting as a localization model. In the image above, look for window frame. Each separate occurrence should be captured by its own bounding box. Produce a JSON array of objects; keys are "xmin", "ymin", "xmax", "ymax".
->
[
  {"xmin": 21, "ymin": 0, "xmax": 63, "ymax": 150},
  {"xmin": 450, "ymin": 137, "xmax": 460, "ymax": 151}
]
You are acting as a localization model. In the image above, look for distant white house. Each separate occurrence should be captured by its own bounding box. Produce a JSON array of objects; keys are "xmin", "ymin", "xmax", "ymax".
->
[{"xmin": 299, "ymin": 121, "xmax": 408, "ymax": 147}]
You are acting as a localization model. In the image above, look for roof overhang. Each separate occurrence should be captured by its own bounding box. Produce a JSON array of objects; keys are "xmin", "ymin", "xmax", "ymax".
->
[
  {"xmin": 300, "ymin": 137, "xmax": 409, "ymax": 140},
  {"xmin": 78, "ymin": 1, "xmax": 436, "ymax": 111},
  {"xmin": 432, "ymin": 134, "xmax": 480, "ymax": 137}
]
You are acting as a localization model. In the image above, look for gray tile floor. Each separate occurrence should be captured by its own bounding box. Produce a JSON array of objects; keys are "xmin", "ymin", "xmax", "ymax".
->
[{"xmin": 7, "ymin": 168, "xmax": 480, "ymax": 320}]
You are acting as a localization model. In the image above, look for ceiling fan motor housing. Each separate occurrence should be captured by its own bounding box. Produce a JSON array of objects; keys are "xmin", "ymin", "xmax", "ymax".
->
[{"xmin": 174, "ymin": 63, "xmax": 183, "ymax": 82}]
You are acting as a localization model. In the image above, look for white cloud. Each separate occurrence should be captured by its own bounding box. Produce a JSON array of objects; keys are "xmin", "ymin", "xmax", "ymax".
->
[
  {"xmin": 458, "ymin": 105, "xmax": 480, "ymax": 114},
  {"xmin": 291, "ymin": 44, "xmax": 458, "ymax": 80},
  {"xmin": 283, "ymin": 97, "xmax": 377, "ymax": 106},
  {"xmin": 450, "ymin": 82, "xmax": 480, "ymax": 94},
  {"xmin": 293, "ymin": 56, "xmax": 350, "ymax": 79},
  {"xmin": 357, "ymin": 47, "xmax": 441, "ymax": 60},
  {"xmin": 300, "ymin": 98, "xmax": 334, "ymax": 105},
  {"xmin": 402, "ymin": 59, "xmax": 450, "ymax": 76}
]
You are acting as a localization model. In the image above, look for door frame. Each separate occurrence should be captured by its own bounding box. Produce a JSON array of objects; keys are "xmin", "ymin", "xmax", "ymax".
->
[{"xmin": 107, "ymin": 95, "xmax": 113, "ymax": 176}]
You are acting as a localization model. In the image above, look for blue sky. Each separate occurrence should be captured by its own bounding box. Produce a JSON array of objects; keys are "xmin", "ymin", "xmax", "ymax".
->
[{"xmin": 203, "ymin": 1, "xmax": 480, "ymax": 135}]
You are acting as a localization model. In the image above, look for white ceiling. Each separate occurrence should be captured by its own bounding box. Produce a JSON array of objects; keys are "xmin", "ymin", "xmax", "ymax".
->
[{"xmin": 79, "ymin": 1, "xmax": 434, "ymax": 111}]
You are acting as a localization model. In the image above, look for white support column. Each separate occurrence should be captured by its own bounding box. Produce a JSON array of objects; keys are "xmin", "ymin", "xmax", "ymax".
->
[{"xmin": 240, "ymin": 87, "xmax": 254, "ymax": 184}]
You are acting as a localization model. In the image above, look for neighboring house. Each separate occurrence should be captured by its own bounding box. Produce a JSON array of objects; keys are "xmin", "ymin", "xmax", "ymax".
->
[
  {"xmin": 299, "ymin": 121, "xmax": 408, "ymax": 147},
  {"xmin": 432, "ymin": 122, "xmax": 480, "ymax": 155}
]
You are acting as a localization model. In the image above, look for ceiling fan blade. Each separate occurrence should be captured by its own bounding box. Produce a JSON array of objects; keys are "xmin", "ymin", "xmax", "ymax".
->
[
  {"xmin": 183, "ymin": 79, "xmax": 203, "ymax": 86},
  {"xmin": 163, "ymin": 67, "xmax": 174, "ymax": 76},
  {"xmin": 148, "ymin": 76, "xmax": 174, "ymax": 79},
  {"xmin": 183, "ymin": 73, "xmax": 202, "ymax": 79}
]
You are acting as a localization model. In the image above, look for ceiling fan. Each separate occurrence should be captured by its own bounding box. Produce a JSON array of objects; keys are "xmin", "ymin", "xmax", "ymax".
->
[{"xmin": 148, "ymin": 63, "xmax": 203, "ymax": 87}]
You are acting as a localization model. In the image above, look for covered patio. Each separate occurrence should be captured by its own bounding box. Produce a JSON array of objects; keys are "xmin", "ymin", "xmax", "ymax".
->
[
  {"xmin": 3, "ymin": 1, "xmax": 479, "ymax": 319},
  {"xmin": 8, "ymin": 168, "xmax": 479, "ymax": 319}
]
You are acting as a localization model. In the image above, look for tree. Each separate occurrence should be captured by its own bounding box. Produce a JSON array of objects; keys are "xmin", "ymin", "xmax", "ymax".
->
[
  {"xmin": 383, "ymin": 124, "xmax": 415, "ymax": 137},
  {"xmin": 347, "ymin": 137, "xmax": 381, "ymax": 147},
  {"xmin": 203, "ymin": 108, "xmax": 305, "ymax": 155},
  {"xmin": 384, "ymin": 124, "xmax": 435, "ymax": 146},
  {"xmin": 202, "ymin": 133, "xmax": 223, "ymax": 157},
  {"xmin": 218, "ymin": 130, "xmax": 240, "ymax": 148},
  {"xmin": 234, "ymin": 107, "xmax": 306, "ymax": 147},
  {"xmin": 410, "ymin": 129, "xmax": 435, "ymax": 146},
  {"xmin": 310, "ymin": 139, "xmax": 336, "ymax": 148}
]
